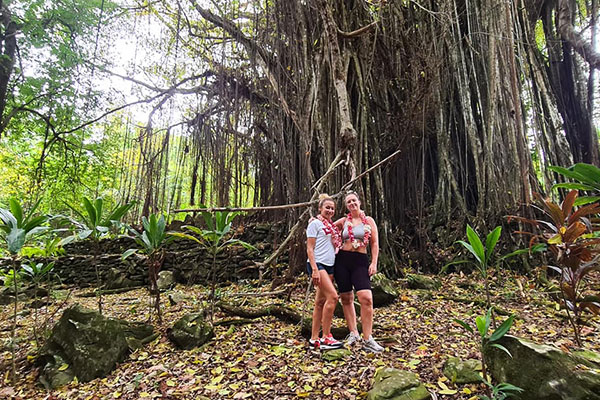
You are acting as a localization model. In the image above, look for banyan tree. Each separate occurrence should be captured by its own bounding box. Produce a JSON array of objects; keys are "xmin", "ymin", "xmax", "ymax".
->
[{"xmin": 5, "ymin": 0, "xmax": 599, "ymax": 274}]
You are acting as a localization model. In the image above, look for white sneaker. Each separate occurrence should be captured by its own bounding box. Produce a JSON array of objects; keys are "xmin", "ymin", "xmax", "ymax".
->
[
  {"xmin": 362, "ymin": 336, "xmax": 384, "ymax": 353},
  {"xmin": 344, "ymin": 331, "xmax": 361, "ymax": 346}
]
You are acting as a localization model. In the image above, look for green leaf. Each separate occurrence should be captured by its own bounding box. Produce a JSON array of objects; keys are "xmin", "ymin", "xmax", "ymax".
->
[
  {"xmin": 223, "ymin": 238, "xmax": 257, "ymax": 251},
  {"xmin": 466, "ymin": 225, "xmax": 485, "ymax": 264},
  {"xmin": 94, "ymin": 198, "xmax": 103, "ymax": 225},
  {"xmin": 489, "ymin": 315, "xmax": 515, "ymax": 342},
  {"xmin": 183, "ymin": 225, "xmax": 204, "ymax": 236},
  {"xmin": 122, "ymin": 248, "xmax": 138, "ymax": 260},
  {"xmin": 23, "ymin": 215, "xmax": 48, "ymax": 233},
  {"xmin": 104, "ymin": 202, "xmax": 134, "ymax": 225},
  {"xmin": 476, "ymin": 315, "xmax": 487, "ymax": 337},
  {"xmin": 484, "ymin": 307, "xmax": 492, "ymax": 337},
  {"xmin": 168, "ymin": 232, "xmax": 204, "ymax": 245},
  {"xmin": 573, "ymin": 163, "xmax": 600, "ymax": 184},
  {"xmin": 495, "ymin": 382, "xmax": 523, "ymax": 393},
  {"xmin": 82, "ymin": 197, "xmax": 97, "ymax": 227},
  {"xmin": 0, "ymin": 208, "xmax": 18, "ymax": 229},
  {"xmin": 485, "ymin": 226, "xmax": 501, "ymax": 264},
  {"xmin": 9, "ymin": 199, "xmax": 23, "ymax": 226},
  {"xmin": 7, "ymin": 228, "xmax": 26, "ymax": 254},
  {"xmin": 574, "ymin": 196, "xmax": 600, "ymax": 206},
  {"xmin": 489, "ymin": 343, "xmax": 512, "ymax": 358},
  {"xmin": 453, "ymin": 318, "xmax": 473, "ymax": 334},
  {"xmin": 553, "ymin": 182, "xmax": 597, "ymax": 191},
  {"xmin": 457, "ymin": 241, "xmax": 482, "ymax": 264},
  {"xmin": 22, "ymin": 198, "xmax": 43, "ymax": 226},
  {"xmin": 548, "ymin": 165, "xmax": 598, "ymax": 186}
]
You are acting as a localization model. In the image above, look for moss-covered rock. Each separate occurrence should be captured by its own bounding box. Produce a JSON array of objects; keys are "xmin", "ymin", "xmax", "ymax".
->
[
  {"xmin": 484, "ymin": 335, "xmax": 600, "ymax": 400},
  {"xmin": 167, "ymin": 313, "xmax": 214, "ymax": 349},
  {"xmin": 37, "ymin": 304, "xmax": 155, "ymax": 388},
  {"xmin": 322, "ymin": 348, "xmax": 352, "ymax": 361},
  {"xmin": 371, "ymin": 273, "xmax": 399, "ymax": 307},
  {"xmin": 443, "ymin": 357, "xmax": 481, "ymax": 384},
  {"xmin": 368, "ymin": 368, "xmax": 431, "ymax": 400},
  {"xmin": 406, "ymin": 274, "xmax": 441, "ymax": 291},
  {"xmin": 157, "ymin": 270, "xmax": 175, "ymax": 291}
]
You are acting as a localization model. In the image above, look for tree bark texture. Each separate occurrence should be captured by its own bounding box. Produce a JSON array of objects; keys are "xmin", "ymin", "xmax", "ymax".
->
[{"xmin": 120, "ymin": 0, "xmax": 599, "ymax": 273}]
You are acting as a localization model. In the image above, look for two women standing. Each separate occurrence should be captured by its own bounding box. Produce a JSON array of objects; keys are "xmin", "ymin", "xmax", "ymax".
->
[{"xmin": 306, "ymin": 192, "xmax": 384, "ymax": 352}]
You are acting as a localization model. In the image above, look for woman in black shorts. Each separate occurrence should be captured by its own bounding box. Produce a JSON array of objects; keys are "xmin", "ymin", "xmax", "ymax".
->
[{"xmin": 334, "ymin": 191, "xmax": 384, "ymax": 352}]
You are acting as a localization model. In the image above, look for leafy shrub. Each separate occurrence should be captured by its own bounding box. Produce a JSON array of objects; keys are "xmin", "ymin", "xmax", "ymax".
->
[{"xmin": 508, "ymin": 190, "xmax": 600, "ymax": 346}]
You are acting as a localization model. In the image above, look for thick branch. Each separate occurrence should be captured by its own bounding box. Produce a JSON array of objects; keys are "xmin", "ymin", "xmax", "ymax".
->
[
  {"xmin": 338, "ymin": 20, "xmax": 378, "ymax": 39},
  {"xmin": 558, "ymin": 0, "xmax": 600, "ymax": 69},
  {"xmin": 190, "ymin": 1, "xmax": 303, "ymax": 133},
  {"xmin": 315, "ymin": 0, "xmax": 357, "ymax": 150}
]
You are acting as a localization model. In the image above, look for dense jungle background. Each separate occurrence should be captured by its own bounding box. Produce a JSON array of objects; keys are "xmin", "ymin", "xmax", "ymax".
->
[
  {"xmin": 2, "ymin": 0, "xmax": 600, "ymax": 268},
  {"xmin": 2, "ymin": 0, "xmax": 600, "ymax": 399}
]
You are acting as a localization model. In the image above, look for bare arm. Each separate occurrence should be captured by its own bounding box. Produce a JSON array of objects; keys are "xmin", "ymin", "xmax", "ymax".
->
[
  {"xmin": 306, "ymin": 237, "xmax": 320, "ymax": 285},
  {"xmin": 367, "ymin": 217, "xmax": 379, "ymax": 276}
]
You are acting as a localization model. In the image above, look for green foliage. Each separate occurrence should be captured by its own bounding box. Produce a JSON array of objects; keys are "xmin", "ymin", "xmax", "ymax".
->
[
  {"xmin": 0, "ymin": 198, "xmax": 48, "ymax": 255},
  {"xmin": 123, "ymin": 214, "xmax": 173, "ymax": 258},
  {"xmin": 123, "ymin": 214, "xmax": 173, "ymax": 324},
  {"xmin": 67, "ymin": 197, "xmax": 134, "ymax": 242},
  {"xmin": 457, "ymin": 225, "xmax": 501, "ymax": 278},
  {"xmin": 549, "ymin": 163, "xmax": 600, "ymax": 206},
  {"xmin": 508, "ymin": 190, "xmax": 600, "ymax": 346},
  {"xmin": 455, "ymin": 309, "xmax": 520, "ymax": 399},
  {"xmin": 479, "ymin": 382, "xmax": 524, "ymax": 400},
  {"xmin": 171, "ymin": 208, "xmax": 256, "ymax": 255},
  {"xmin": 1, "ymin": 268, "xmax": 23, "ymax": 289},
  {"xmin": 171, "ymin": 207, "xmax": 256, "ymax": 321},
  {"xmin": 20, "ymin": 236, "xmax": 69, "ymax": 257},
  {"xmin": 21, "ymin": 260, "xmax": 55, "ymax": 284}
]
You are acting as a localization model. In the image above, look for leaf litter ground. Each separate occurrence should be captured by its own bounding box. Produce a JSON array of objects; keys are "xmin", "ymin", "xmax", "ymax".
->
[{"xmin": 1, "ymin": 270, "xmax": 599, "ymax": 399}]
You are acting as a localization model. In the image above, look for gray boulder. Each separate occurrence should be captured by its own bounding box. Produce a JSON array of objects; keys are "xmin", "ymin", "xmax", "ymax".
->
[
  {"xmin": 157, "ymin": 270, "xmax": 175, "ymax": 291},
  {"xmin": 406, "ymin": 274, "xmax": 441, "ymax": 290},
  {"xmin": 368, "ymin": 368, "xmax": 431, "ymax": 400},
  {"xmin": 443, "ymin": 357, "xmax": 481, "ymax": 384},
  {"xmin": 168, "ymin": 313, "xmax": 214, "ymax": 349},
  {"xmin": 37, "ymin": 304, "xmax": 155, "ymax": 388},
  {"xmin": 484, "ymin": 335, "xmax": 600, "ymax": 400},
  {"xmin": 371, "ymin": 273, "xmax": 399, "ymax": 307}
]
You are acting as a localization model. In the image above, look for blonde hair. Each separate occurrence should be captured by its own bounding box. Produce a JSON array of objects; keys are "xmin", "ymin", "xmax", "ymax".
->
[
  {"xmin": 344, "ymin": 190, "xmax": 360, "ymax": 202},
  {"xmin": 318, "ymin": 193, "xmax": 335, "ymax": 209}
]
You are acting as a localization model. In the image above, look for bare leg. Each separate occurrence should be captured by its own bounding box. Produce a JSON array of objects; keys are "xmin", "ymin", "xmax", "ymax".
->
[
  {"xmin": 319, "ymin": 271, "xmax": 339, "ymax": 336},
  {"xmin": 340, "ymin": 291, "xmax": 358, "ymax": 334},
  {"xmin": 311, "ymin": 287, "xmax": 326, "ymax": 340},
  {"xmin": 356, "ymin": 289, "xmax": 374, "ymax": 339}
]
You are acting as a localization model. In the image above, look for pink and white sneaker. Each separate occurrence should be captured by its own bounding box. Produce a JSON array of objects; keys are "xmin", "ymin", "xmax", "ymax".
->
[{"xmin": 320, "ymin": 333, "xmax": 343, "ymax": 350}]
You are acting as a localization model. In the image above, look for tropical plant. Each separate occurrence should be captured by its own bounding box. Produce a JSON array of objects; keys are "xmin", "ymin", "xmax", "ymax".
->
[
  {"xmin": 171, "ymin": 208, "xmax": 256, "ymax": 321},
  {"xmin": 21, "ymin": 260, "xmax": 55, "ymax": 347},
  {"xmin": 508, "ymin": 190, "xmax": 600, "ymax": 346},
  {"xmin": 454, "ymin": 309, "xmax": 520, "ymax": 399},
  {"xmin": 0, "ymin": 198, "xmax": 48, "ymax": 381},
  {"xmin": 66, "ymin": 197, "xmax": 134, "ymax": 314},
  {"xmin": 20, "ymin": 235, "xmax": 70, "ymax": 258},
  {"xmin": 123, "ymin": 214, "xmax": 174, "ymax": 324},
  {"xmin": 549, "ymin": 163, "xmax": 600, "ymax": 206},
  {"xmin": 479, "ymin": 381, "xmax": 524, "ymax": 400},
  {"xmin": 455, "ymin": 225, "xmax": 502, "ymax": 313}
]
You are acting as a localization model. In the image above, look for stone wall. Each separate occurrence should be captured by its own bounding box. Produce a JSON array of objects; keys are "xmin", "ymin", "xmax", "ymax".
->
[{"xmin": 0, "ymin": 223, "xmax": 288, "ymax": 288}]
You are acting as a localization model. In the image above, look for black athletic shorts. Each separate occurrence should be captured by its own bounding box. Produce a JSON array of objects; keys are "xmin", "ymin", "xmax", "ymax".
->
[
  {"xmin": 306, "ymin": 262, "xmax": 334, "ymax": 275},
  {"xmin": 334, "ymin": 250, "xmax": 371, "ymax": 293}
]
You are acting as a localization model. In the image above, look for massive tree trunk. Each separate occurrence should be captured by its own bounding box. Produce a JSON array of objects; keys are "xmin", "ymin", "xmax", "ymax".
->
[{"xmin": 120, "ymin": 0, "xmax": 599, "ymax": 274}]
